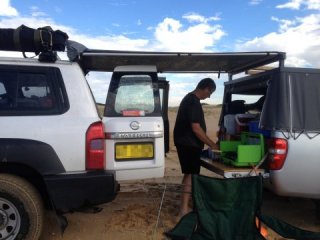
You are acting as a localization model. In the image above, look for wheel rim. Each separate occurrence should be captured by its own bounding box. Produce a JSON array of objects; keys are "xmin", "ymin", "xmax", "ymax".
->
[{"xmin": 0, "ymin": 197, "xmax": 21, "ymax": 240}]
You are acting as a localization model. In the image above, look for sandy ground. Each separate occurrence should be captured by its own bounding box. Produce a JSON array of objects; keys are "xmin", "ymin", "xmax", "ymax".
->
[{"xmin": 40, "ymin": 105, "xmax": 320, "ymax": 240}]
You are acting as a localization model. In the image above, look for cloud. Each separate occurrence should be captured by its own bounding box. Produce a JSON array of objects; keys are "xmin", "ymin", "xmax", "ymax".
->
[
  {"xmin": 0, "ymin": 0, "xmax": 18, "ymax": 16},
  {"xmin": 107, "ymin": 1, "xmax": 132, "ymax": 7},
  {"xmin": 164, "ymin": 73, "xmax": 223, "ymax": 106},
  {"xmin": 183, "ymin": 13, "xmax": 221, "ymax": 23},
  {"xmin": 86, "ymin": 72, "xmax": 112, "ymax": 104},
  {"xmin": 235, "ymin": 14, "xmax": 320, "ymax": 68},
  {"xmin": 80, "ymin": 35, "xmax": 149, "ymax": 50},
  {"xmin": 0, "ymin": 15, "xmax": 74, "ymax": 33},
  {"xmin": 271, "ymin": 16, "xmax": 296, "ymax": 32},
  {"xmin": 0, "ymin": 10, "xmax": 226, "ymax": 53},
  {"xmin": 249, "ymin": 0, "xmax": 263, "ymax": 6},
  {"xmin": 276, "ymin": 0, "xmax": 320, "ymax": 10},
  {"xmin": 0, "ymin": 16, "xmax": 149, "ymax": 52},
  {"xmin": 183, "ymin": 14, "xmax": 206, "ymax": 23},
  {"xmin": 0, "ymin": 8, "xmax": 227, "ymax": 104},
  {"xmin": 0, "ymin": 12, "xmax": 151, "ymax": 103},
  {"xmin": 152, "ymin": 16, "xmax": 226, "ymax": 51},
  {"xmin": 30, "ymin": 6, "xmax": 47, "ymax": 17},
  {"xmin": 112, "ymin": 23, "xmax": 121, "ymax": 27}
]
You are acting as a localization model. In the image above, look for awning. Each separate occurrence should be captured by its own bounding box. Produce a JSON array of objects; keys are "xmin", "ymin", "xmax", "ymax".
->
[
  {"xmin": 76, "ymin": 49, "xmax": 285, "ymax": 75},
  {"xmin": 260, "ymin": 67, "xmax": 320, "ymax": 133}
]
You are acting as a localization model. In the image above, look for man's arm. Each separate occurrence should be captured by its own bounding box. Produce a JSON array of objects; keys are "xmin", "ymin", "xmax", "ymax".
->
[{"xmin": 191, "ymin": 123, "xmax": 219, "ymax": 150}]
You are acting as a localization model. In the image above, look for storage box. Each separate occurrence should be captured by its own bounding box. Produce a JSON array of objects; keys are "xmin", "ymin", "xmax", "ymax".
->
[
  {"xmin": 235, "ymin": 114, "xmax": 256, "ymax": 134},
  {"xmin": 249, "ymin": 121, "xmax": 271, "ymax": 138},
  {"xmin": 220, "ymin": 132, "xmax": 265, "ymax": 167},
  {"xmin": 224, "ymin": 114, "xmax": 257, "ymax": 135}
]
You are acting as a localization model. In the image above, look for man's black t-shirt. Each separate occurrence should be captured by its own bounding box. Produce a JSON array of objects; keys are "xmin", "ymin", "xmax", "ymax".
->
[{"xmin": 174, "ymin": 92, "xmax": 206, "ymax": 149}]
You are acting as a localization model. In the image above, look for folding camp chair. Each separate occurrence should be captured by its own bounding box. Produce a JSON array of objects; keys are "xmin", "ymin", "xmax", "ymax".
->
[{"xmin": 166, "ymin": 174, "xmax": 320, "ymax": 240}]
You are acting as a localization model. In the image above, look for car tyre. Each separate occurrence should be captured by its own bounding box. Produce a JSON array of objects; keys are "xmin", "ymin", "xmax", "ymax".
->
[{"xmin": 0, "ymin": 174, "xmax": 43, "ymax": 240}]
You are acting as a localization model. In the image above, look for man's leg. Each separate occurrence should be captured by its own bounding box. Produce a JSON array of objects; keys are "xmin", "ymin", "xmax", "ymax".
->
[{"xmin": 180, "ymin": 173, "xmax": 192, "ymax": 217}]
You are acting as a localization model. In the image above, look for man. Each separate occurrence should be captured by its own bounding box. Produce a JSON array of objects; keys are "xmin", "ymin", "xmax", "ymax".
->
[{"xmin": 173, "ymin": 77, "xmax": 219, "ymax": 218}]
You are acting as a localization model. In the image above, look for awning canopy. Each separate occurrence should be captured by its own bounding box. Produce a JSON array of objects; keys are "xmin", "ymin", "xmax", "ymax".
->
[
  {"xmin": 77, "ymin": 49, "xmax": 285, "ymax": 75},
  {"xmin": 260, "ymin": 67, "xmax": 320, "ymax": 133}
]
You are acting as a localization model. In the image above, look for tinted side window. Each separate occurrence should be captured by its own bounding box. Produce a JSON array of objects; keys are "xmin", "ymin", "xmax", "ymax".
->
[{"xmin": 0, "ymin": 66, "xmax": 69, "ymax": 115}]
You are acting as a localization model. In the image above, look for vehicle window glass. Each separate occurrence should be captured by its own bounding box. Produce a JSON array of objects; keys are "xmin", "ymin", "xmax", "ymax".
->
[
  {"xmin": 0, "ymin": 81, "xmax": 8, "ymax": 108},
  {"xmin": 0, "ymin": 71, "xmax": 16, "ymax": 109},
  {"xmin": 17, "ymin": 73, "xmax": 55, "ymax": 109},
  {"xmin": 0, "ymin": 67, "xmax": 67, "ymax": 115},
  {"xmin": 114, "ymin": 75, "xmax": 155, "ymax": 114},
  {"xmin": 232, "ymin": 94, "xmax": 265, "ymax": 113},
  {"xmin": 0, "ymin": 82, "xmax": 5, "ymax": 95},
  {"xmin": 232, "ymin": 94, "xmax": 264, "ymax": 104}
]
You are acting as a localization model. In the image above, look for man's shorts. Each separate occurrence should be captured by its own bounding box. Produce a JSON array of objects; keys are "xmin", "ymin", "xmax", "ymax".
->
[{"xmin": 176, "ymin": 145, "xmax": 202, "ymax": 174}]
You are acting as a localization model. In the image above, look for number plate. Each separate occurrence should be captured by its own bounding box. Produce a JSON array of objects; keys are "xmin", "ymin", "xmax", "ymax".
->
[{"xmin": 115, "ymin": 142, "xmax": 154, "ymax": 160}]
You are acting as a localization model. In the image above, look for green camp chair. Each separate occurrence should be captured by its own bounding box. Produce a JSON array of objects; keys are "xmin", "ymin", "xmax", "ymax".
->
[{"xmin": 166, "ymin": 175, "xmax": 320, "ymax": 240}]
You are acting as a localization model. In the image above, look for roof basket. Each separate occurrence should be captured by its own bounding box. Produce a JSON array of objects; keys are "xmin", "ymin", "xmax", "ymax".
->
[{"xmin": 0, "ymin": 25, "xmax": 68, "ymax": 62}]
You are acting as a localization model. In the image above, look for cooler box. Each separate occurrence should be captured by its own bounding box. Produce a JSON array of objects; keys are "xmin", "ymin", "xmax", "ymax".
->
[
  {"xmin": 234, "ymin": 114, "xmax": 256, "ymax": 134},
  {"xmin": 249, "ymin": 121, "xmax": 271, "ymax": 138},
  {"xmin": 220, "ymin": 132, "xmax": 265, "ymax": 167},
  {"xmin": 224, "ymin": 114, "xmax": 256, "ymax": 135}
]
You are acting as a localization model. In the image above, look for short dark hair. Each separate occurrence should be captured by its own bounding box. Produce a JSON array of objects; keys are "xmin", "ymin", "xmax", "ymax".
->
[{"xmin": 196, "ymin": 78, "xmax": 216, "ymax": 92}]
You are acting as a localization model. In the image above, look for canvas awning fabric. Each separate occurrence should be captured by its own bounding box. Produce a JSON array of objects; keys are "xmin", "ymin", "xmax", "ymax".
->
[
  {"xmin": 66, "ymin": 41, "xmax": 285, "ymax": 75},
  {"xmin": 78, "ymin": 50, "xmax": 285, "ymax": 75},
  {"xmin": 260, "ymin": 68, "xmax": 320, "ymax": 133}
]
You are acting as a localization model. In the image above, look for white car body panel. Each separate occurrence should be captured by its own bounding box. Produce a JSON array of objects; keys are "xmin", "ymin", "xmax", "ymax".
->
[
  {"xmin": 0, "ymin": 59, "xmax": 101, "ymax": 172},
  {"xmin": 104, "ymin": 116, "xmax": 165, "ymax": 181},
  {"xmin": 267, "ymin": 131, "xmax": 320, "ymax": 199}
]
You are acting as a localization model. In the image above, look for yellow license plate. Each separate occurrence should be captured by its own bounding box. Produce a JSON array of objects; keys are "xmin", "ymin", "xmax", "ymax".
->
[{"xmin": 115, "ymin": 142, "xmax": 154, "ymax": 160}]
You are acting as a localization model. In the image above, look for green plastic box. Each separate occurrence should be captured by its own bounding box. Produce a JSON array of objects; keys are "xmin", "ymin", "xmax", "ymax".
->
[{"xmin": 220, "ymin": 132, "xmax": 265, "ymax": 167}]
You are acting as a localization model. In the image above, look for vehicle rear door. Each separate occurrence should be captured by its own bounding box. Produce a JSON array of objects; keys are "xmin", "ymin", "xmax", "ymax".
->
[
  {"xmin": 158, "ymin": 78, "xmax": 170, "ymax": 154},
  {"xmin": 103, "ymin": 66, "xmax": 165, "ymax": 180}
]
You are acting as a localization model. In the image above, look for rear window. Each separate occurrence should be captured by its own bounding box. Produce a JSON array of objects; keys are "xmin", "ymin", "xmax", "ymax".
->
[
  {"xmin": 105, "ymin": 74, "xmax": 162, "ymax": 117},
  {"xmin": 232, "ymin": 94, "xmax": 264, "ymax": 104},
  {"xmin": 0, "ymin": 66, "xmax": 69, "ymax": 115}
]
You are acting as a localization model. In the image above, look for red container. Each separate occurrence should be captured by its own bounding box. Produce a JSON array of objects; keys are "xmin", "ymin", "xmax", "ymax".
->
[{"xmin": 235, "ymin": 114, "xmax": 256, "ymax": 134}]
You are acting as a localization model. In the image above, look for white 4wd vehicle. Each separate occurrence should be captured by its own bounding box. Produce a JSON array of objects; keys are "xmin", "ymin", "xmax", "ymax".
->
[
  {"xmin": 0, "ymin": 39, "xmax": 170, "ymax": 239},
  {"xmin": 0, "ymin": 57, "xmax": 120, "ymax": 239}
]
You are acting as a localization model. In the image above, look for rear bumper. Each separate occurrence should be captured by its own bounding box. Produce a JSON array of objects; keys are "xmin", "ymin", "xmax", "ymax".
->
[{"xmin": 44, "ymin": 170, "xmax": 119, "ymax": 212}]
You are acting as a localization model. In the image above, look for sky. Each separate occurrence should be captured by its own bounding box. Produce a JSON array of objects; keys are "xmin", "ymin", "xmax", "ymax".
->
[{"xmin": 0, "ymin": 0, "xmax": 320, "ymax": 106}]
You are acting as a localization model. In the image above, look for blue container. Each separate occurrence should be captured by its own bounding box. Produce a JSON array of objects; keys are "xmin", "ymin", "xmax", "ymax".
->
[{"xmin": 249, "ymin": 121, "xmax": 271, "ymax": 138}]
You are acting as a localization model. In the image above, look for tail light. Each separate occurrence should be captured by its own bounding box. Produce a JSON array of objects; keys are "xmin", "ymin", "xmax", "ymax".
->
[
  {"xmin": 268, "ymin": 138, "xmax": 288, "ymax": 170},
  {"xmin": 86, "ymin": 121, "xmax": 105, "ymax": 170}
]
